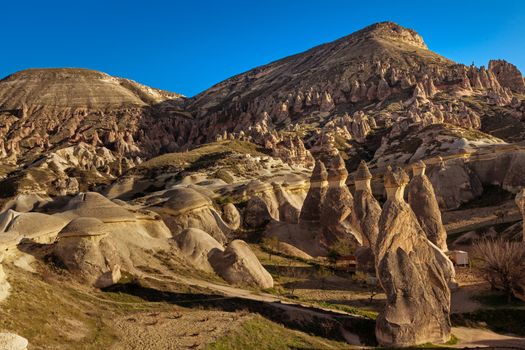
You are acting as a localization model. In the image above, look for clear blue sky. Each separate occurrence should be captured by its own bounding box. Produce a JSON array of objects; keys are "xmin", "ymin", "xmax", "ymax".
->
[{"xmin": 2, "ymin": 0, "xmax": 524, "ymax": 97}]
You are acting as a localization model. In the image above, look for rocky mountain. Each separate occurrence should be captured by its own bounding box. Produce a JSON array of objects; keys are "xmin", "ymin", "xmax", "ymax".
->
[
  {"xmin": 0, "ymin": 22, "xmax": 524, "ymax": 199},
  {"xmin": 181, "ymin": 22, "xmax": 524, "ymax": 159}
]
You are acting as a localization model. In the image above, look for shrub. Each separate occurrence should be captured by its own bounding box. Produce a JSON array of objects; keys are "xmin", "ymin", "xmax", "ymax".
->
[{"xmin": 472, "ymin": 238, "xmax": 525, "ymax": 302}]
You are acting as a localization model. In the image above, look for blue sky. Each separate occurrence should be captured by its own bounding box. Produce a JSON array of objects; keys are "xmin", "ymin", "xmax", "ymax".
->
[{"xmin": 2, "ymin": 0, "xmax": 524, "ymax": 97}]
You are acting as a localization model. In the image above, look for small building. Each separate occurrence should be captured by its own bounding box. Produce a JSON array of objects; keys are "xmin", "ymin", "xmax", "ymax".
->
[{"xmin": 448, "ymin": 250, "xmax": 469, "ymax": 266}]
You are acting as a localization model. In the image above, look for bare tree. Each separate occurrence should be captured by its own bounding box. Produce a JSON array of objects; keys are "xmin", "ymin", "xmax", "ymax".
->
[{"xmin": 472, "ymin": 238, "xmax": 525, "ymax": 302}]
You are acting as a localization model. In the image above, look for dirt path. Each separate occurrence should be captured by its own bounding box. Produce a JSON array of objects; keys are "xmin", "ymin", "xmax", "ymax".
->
[
  {"xmin": 452, "ymin": 327, "xmax": 525, "ymax": 349},
  {"xmin": 150, "ymin": 274, "xmax": 525, "ymax": 349}
]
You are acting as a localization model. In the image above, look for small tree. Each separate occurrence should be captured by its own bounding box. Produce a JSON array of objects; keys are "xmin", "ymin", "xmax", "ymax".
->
[
  {"xmin": 262, "ymin": 236, "xmax": 280, "ymax": 261},
  {"xmin": 494, "ymin": 209, "xmax": 506, "ymax": 224},
  {"xmin": 327, "ymin": 236, "xmax": 357, "ymax": 267},
  {"xmin": 472, "ymin": 238, "xmax": 525, "ymax": 302}
]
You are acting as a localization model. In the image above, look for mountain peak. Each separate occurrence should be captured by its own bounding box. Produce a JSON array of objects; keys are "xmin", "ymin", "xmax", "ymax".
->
[{"xmin": 351, "ymin": 21, "xmax": 428, "ymax": 50}]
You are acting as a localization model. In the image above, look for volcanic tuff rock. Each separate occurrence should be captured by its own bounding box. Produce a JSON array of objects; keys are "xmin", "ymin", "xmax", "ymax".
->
[
  {"xmin": 353, "ymin": 160, "xmax": 381, "ymax": 248},
  {"xmin": 221, "ymin": 203, "xmax": 241, "ymax": 230},
  {"xmin": 353, "ymin": 160, "xmax": 382, "ymax": 275},
  {"xmin": 175, "ymin": 228, "xmax": 224, "ymax": 273},
  {"xmin": 375, "ymin": 167, "xmax": 452, "ymax": 347},
  {"xmin": 209, "ymin": 240, "xmax": 274, "ymax": 289},
  {"xmin": 408, "ymin": 161, "xmax": 448, "ymax": 250},
  {"xmin": 149, "ymin": 187, "xmax": 230, "ymax": 244}
]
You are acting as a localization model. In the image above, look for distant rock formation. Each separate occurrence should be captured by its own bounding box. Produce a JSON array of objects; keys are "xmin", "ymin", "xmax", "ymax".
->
[
  {"xmin": 408, "ymin": 161, "xmax": 448, "ymax": 251},
  {"xmin": 375, "ymin": 167, "xmax": 452, "ymax": 347},
  {"xmin": 489, "ymin": 59, "xmax": 525, "ymax": 93}
]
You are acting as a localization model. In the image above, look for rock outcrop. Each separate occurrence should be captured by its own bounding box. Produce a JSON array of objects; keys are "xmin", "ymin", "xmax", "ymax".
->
[
  {"xmin": 375, "ymin": 167, "xmax": 452, "ymax": 347},
  {"xmin": 408, "ymin": 161, "xmax": 448, "ymax": 251},
  {"xmin": 51, "ymin": 193, "xmax": 171, "ymax": 287},
  {"xmin": 427, "ymin": 157, "xmax": 483, "ymax": 210},
  {"xmin": 175, "ymin": 228, "xmax": 224, "ymax": 273},
  {"xmin": 221, "ymin": 203, "xmax": 241, "ymax": 230},
  {"xmin": 0, "ymin": 333, "xmax": 28, "ymax": 350},
  {"xmin": 151, "ymin": 187, "xmax": 230, "ymax": 244},
  {"xmin": 209, "ymin": 240, "xmax": 273, "ymax": 289},
  {"xmin": 243, "ymin": 196, "xmax": 273, "ymax": 229},
  {"xmin": 489, "ymin": 59, "xmax": 525, "ymax": 93}
]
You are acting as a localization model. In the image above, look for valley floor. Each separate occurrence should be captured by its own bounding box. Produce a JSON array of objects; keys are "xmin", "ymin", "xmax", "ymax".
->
[{"xmin": 1, "ymin": 242, "xmax": 524, "ymax": 350}]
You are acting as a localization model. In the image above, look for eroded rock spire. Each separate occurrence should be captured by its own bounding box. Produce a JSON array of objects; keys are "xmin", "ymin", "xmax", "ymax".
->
[
  {"xmin": 375, "ymin": 166, "xmax": 452, "ymax": 347},
  {"xmin": 408, "ymin": 160, "xmax": 448, "ymax": 251}
]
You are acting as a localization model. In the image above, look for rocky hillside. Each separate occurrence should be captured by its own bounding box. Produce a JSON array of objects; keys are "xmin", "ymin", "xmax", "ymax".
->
[
  {"xmin": 182, "ymin": 22, "xmax": 524, "ymax": 154},
  {"xmin": 0, "ymin": 22, "xmax": 524, "ymax": 197}
]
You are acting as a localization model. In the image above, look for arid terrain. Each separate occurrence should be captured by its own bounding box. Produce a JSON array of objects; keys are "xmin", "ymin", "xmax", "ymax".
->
[{"xmin": 0, "ymin": 21, "xmax": 524, "ymax": 349}]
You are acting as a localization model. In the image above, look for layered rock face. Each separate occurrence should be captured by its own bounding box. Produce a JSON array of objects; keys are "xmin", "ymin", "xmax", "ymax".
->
[
  {"xmin": 375, "ymin": 167, "xmax": 452, "ymax": 347},
  {"xmin": 408, "ymin": 161, "xmax": 448, "ymax": 251}
]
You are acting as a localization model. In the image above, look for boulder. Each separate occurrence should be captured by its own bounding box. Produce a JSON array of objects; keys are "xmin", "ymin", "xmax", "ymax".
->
[
  {"xmin": 375, "ymin": 167, "xmax": 452, "ymax": 347},
  {"xmin": 244, "ymin": 196, "xmax": 272, "ymax": 228},
  {"xmin": 209, "ymin": 240, "xmax": 273, "ymax": 289},
  {"xmin": 222, "ymin": 203, "xmax": 241, "ymax": 230},
  {"xmin": 175, "ymin": 228, "xmax": 224, "ymax": 273},
  {"xmin": 408, "ymin": 161, "xmax": 448, "ymax": 251},
  {"xmin": 95, "ymin": 264, "xmax": 122, "ymax": 289},
  {"xmin": 0, "ymin": 333, "xmax": 28, "ymax": 350},
  {"xmin": 272, "ymin": 241, "xmax": 313, "ymax": 260}
]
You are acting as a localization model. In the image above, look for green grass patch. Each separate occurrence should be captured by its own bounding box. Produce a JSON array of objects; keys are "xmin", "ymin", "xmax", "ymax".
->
[
  {"xmin": 314, "ymin": 301, "xmax": 378, "ymax": 320},
  {"xmin": 206, "ymin": 315, "xmax": 351, "ymax": 350}
]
